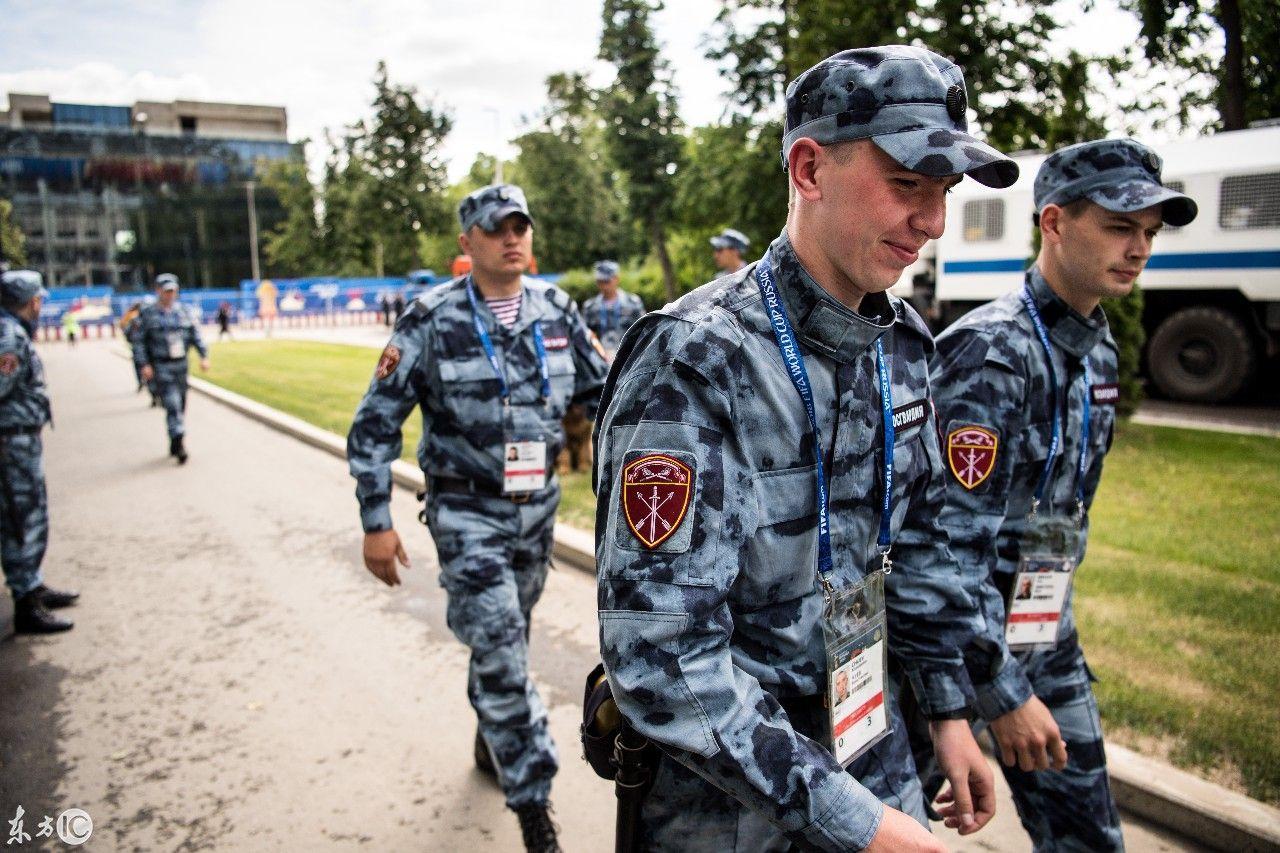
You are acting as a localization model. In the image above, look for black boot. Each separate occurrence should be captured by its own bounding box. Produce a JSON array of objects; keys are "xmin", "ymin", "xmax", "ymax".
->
[
  {"xmin": 13, "ymin": 591, "xmax": 73, "ymax": 634},
  {"xmin": 36, "ymin": 584, "xmax": 79, "ymax": 609},
  {"xmin": 514, "ymin": 803, "xmax": 561, "ymax": 853},
  {"xmin": 170, "ymin": 436, "xmax": 187, "ymax": 464},
  {"xmin": 474, "ymin": 728, "xmax": 497, "ymax": 778}
]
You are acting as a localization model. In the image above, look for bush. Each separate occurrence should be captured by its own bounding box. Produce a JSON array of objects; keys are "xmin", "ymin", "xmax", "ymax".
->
[
  {"xmin": 557, "ymin": 258, "xmax": 673, "ymax": 312},
  {"xmin": 1104, "ymin": 282, "xmax": 1146, "ymax": 417}
]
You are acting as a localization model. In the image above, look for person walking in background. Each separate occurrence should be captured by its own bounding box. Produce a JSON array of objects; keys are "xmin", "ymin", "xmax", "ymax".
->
[
  {"xmin": 61, "ymin": 305, "xmax": 79, "ymax": 347},
  {"xmin": 579, "ymin": 260, "xmax": 644, "ymax": 360},
  {"xmin": 216, "ymin": 301, "xmax": 234, "ymax": 341},
  {"xmin": 131, "ymin": 274, "xmax": 209, "ymax": 464},
  {"xmin": 710, "ymin": 227, "xmax": 751, "ymax": 274}
]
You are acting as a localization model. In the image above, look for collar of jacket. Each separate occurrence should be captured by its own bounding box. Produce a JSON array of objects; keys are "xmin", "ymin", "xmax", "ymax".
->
[
  {"xmin": 765, "ymin": 231, "xmax": 893, "ymax": 365},
  {"xmin": 471, "ymin": 275, "xmax": 548, "ymax": 337},
  {"xmin": 0, "ymin": 307, "xmax": 35, "ymax": 337},
  {"xmin": 1027, "ymin": 265, "xmax": 1109, "ymax": 360}
]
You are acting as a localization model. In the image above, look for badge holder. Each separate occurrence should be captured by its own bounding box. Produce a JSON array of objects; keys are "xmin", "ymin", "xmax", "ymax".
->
[
  {"xmin": 503, "ymin": 432, "xmax": 547, "ymax": 497},
  {"xmin": 1005, "ymin": 512, "xmax": 1081, "ymax": 652},
  {"xmin": 822, "ymin": 571, "xmax": 891, "ymax": 767},
  {"xmin": 167, "ymin": 331, "xmax": 185, "ymax": 359}
]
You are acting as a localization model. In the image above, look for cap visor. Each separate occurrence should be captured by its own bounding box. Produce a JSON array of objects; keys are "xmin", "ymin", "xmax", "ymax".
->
[
  {"xmin": 484, "ymin": 204, "xmax": 533, "ymax": 231},
  {"xmin": 1085, "ymin": 181, "xmax": 1198, "ymax": 227},
  {"xmin": 872, "ymin": 128, "xmax": 1019, "ymax": 189}
]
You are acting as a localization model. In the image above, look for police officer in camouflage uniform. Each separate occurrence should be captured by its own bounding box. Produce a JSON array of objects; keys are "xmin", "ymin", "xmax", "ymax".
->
[
  {"xmin": 595, "ymin": 46, "xmax": 1020, "ymax": 851},
  {"xmin": 710, "ymin": 227, "xmax": 751, "ymax": 274},
  {"xmin": 1, "ymin": 270, "xmax": 79, "ymax": 634},
  {"xmin": 919, "ymin": 139, "xmax": 1197, "ymax": 851},
  {"xmin": 580, "ymin": 260, "xmax": 645, "ymax": 358},
  {"xmin": 347, "ymin": 184, "xmax": 608, "ymax": 853},
  {"xmin": 131, "ymin": 274, "xmax": 209, "ymax": 463}
]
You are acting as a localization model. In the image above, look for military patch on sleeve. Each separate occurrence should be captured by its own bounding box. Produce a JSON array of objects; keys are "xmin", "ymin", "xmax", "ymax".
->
[
  {"xmin": 374, "ymin": 344, "xmax": 401, "ymax": 380},
  {"xmin": 891, "ymin": 398, "xmax": 929, "ymax": 431},
  {"xmin": 946, "ymin": 425, "xmax": 999, "ymax": 490},
  {"xmin": 622, "ymin": 453, "xmax": 693, "ymax": 548},
  {"xmin": 0, "ymin": 352, "xmax": 19, "ymax": 376},
  {"xmin": 1090, "ymin": 383, "xmax": 1120, "ymax": 405}
]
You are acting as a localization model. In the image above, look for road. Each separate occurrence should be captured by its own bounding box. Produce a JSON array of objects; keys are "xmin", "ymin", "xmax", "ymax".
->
[{"xmin": 1, "ymin": 338, "xmax": 1204, "ymax": 851}]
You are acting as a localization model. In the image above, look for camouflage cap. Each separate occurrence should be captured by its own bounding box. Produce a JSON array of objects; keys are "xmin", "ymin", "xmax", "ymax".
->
[
  {"xmin": 0, "ymin": 269, "xmax": 48, "ymax": 304},
  {"xmin": 594, "ymin": 260, "xmax": 620, "ymax": 280},
  {"xmin": 1034, "ymin": 139, "xmax": 1197, "ymax": 227},
  {"xmin": 709, "ymin": 228, "xmax": 750, "ymax": 253},
  {"xmin": 457, "ymin": 183, "xmax": 534, "ymax": 233},
  {"xmin": 155, "ymin": 272, "xmax": 180, "ymax": 291},
  {"xmin": 782, "ymin": 45, "xmax": 1018, "ymax": 188}
]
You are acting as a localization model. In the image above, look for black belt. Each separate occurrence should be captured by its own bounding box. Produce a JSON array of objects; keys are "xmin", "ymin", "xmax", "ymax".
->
[
  {"xmin": 0, "ymin": 426, "xmax": 41, "ymax": 437},
  {"xmin": 151, "ymin": 356, "xmax": 187, "ymax": 364},
  {"xmin": 429, "ymin": 475, "xmax": 547, "ymax": 503}
]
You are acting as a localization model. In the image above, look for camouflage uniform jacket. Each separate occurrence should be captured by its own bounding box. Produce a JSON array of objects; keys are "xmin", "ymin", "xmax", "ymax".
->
[
  {"xmin": 595, "ymin": 233, "xmax": 983, "ymax": 850},
  {"xmin": 348, "ymin": 276, "xmax": 609, "ymax": 533},
  {"xmin": 930, "ymin": 265, "xmax": 1119, "ymax": 721},
  {"xmin": 581, "ymin": 289, "xmax": 646, "ymax": 353},
  {"xmin": 130, "ymin": 302, "xmax": 208, "ymax": 368},
  {"xmin": 0, "ymin": 310, "xmax": 51, "ymax": 430}
]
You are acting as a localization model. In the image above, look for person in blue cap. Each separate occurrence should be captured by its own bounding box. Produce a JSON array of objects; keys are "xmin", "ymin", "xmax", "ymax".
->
[
  {"xmin": 580, "ymin": 260, "xmax": 645, "ymax": 359},
  {"xmin": 918, "ymin": 138, "xmax": 1197, "ymax": 851},
  {"xmin": 131, "ymin": 273, "xmax": 209, "ymax": 463},
  {"xmin": 709, "ymin": 228, "xmax": 751, "ymax": 273},
  {"xmin": 595, "ymin": 45, "xmax": 1019, "ymax": 852},
  {"xmin": 347, "ymin": 183, "xmax": 609, "ymax": 853},
  {"xmin": 1, "ymin": 269, "xmax": 79, "ymax": 634}
]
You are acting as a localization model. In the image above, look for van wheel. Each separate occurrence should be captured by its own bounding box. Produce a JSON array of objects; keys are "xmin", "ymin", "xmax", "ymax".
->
[{"xmin": 1147, "ymin": 306, "xmax": 1256, "ymax": 403}]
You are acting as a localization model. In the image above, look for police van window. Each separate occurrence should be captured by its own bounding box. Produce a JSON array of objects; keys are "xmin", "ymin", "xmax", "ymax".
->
[
  {"xmin": 1219, "ymin": 172, "xmax": 1280, "ymax": 230},
  {"xmin": 962, "ymin": 198, "xmax": 1005, "ymax": 241},
  {"xmin": 1163, "ymin": 181, "xmax": 1186, "ymax": 231}
]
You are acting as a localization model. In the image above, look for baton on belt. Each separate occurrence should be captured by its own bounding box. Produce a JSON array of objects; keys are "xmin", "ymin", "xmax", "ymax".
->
[{"xmin": 614, "ymin": 724, "xmax": 655, "ymax": 853}]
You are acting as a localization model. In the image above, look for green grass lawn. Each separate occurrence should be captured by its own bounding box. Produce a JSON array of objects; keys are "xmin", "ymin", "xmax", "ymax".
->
[{"xmin": 204, "ymin": 339, "xmax": 1280, "ymax": 803}]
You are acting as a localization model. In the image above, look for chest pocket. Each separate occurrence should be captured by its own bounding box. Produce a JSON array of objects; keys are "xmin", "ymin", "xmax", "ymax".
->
[
  {"xmin": 737, "ymin": 464, "xmax": 819, "ymax": 604},
  {"xmin": 437, "ymin": 357, "xmax": 500, "ymax": 417}
]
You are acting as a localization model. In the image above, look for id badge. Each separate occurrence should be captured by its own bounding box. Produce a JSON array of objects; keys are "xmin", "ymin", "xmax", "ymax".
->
[
  {"xmin": 166, "ymin": 332, "xmax": 185, "ymax": 359},
  {"xmin": 822, "ymin": 571, "xmax": 890, "ymax": 766},
  {"xmin": 503, "ymin": 437, "xmax": 547, "ymax": 493},
  {"xmin": 1006, "ymin": 515, "xmax": 1080, "ymax": 651}
]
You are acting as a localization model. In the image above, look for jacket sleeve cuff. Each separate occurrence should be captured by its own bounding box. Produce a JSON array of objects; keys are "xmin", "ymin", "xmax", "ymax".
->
[
  {"xmin": 905, "ymin": 663, "xmax": 977, "ymax": 719},
  {"xmin": 974, "ymin": 654, "xmax": 1034, "ymax": 721},
  {"xmin": 797, "ymin": 772, "xmax": 885, "ymax": 852},
  {"xmin": 359, "ymin": 499, "xmax": 393, "ymax": 533}
]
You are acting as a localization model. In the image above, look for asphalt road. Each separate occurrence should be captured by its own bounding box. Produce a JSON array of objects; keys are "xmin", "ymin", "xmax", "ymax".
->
[{"xmin": 0, "ymin": 338, "xmax": 1205, "ymax": 851}]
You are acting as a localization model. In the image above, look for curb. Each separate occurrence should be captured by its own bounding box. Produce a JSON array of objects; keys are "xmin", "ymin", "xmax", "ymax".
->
[{"xmin": 180, "ymin": 368, "xmax": 1280, "ymax": 853}]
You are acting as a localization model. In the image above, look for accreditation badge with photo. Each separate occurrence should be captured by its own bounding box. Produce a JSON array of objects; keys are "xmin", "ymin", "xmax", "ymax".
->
[
  {"xmin": 823, "ymin": 571, "xmax": 890, "ymax": 766},
  {"xmin": 1006, "ymin": 515, "xmax": 1081, "ymax": 651},
  {"xmin": 503, "ymin": 434, "xmax": 547, "ymax": 494}
]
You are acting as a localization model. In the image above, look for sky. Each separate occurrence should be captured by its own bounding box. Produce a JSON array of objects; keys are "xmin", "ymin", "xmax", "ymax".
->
[{"xmin": 0, "ymin": 0, "xmax": 1179, "ymax": 181}]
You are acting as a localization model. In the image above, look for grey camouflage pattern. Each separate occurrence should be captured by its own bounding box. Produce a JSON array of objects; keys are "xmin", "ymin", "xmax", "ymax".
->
[
  {"xmin": 594, "ymin": 231, "xmax": 983, "ymax": 850},
  {"xmin": 346, "ymin": 275, "xmax": 606, "ymax": 808},
  {"xmin": 581, "ymin": 289, "xmax": 645, "ymax": 354},
  {"xmin": 0, "ymin": 309, "xmax": 49, "ymax": 598},
  {"xmin": 457, "ymin": 184, "xmax": 533, "ymax": 233},
  {"xmin": 919, "ymin": 265, "xmax": 1123, "ymax": 850},
  {"xmin": 425, "ymin": 487, "xmax": 561, "ymax": 808},
  {"xmin": 1035, "ymin": 138, "xmax": 1197, "ymax": 226},
  {"xmin": 130, "ymin": 302, "xmax": 207, "ymax": 440},
  {"xmin": 782, "ymin": 46, "xmax": 1018, "ymax": 188},
  {"xmin": 0, "ymin": 270, "xmax": 46, "ymax": 304}
]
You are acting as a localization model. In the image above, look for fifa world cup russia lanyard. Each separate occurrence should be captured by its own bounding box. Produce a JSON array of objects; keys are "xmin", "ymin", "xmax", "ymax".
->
[
  {"xmin": 756, "ymin": 252, "xmax": 895, "ymax": 601},
  {"xmin": 1021, "ymin": 282, "xmax": 1091, "ymax": 519},
  {"xmin": 466, "ymin": 279, "xmax": 551, "ymax": 404}
]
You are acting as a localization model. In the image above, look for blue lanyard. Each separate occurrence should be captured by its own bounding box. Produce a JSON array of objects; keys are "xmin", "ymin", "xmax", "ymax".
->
[
  {"xmin": 465, "ymin": 280, "xmax": 550, "ymax": 404},
  {"xmin": 1021, "ymin": 284, "xmax": 1091, "ymax": 517},
  {"xmin": 755, "ymin": 253, "xmax": 895, "ymax": 593}
]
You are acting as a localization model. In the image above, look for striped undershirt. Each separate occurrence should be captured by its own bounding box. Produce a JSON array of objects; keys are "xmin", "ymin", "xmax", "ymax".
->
[{"xmin": 485, "ymin": 293, "xmax": 522, "ymax": 329}]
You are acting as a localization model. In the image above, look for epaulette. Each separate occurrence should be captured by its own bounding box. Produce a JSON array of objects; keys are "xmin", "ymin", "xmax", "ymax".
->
[
  {"xmin": 891, "ymin": 295, "xmax": 935, "ymax": 352},
  {"xmin": 534, "ymin": 278, "xmax": 573, "ymax": 312}
]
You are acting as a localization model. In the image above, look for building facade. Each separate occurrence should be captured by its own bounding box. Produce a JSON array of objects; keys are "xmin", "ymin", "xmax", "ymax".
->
[{"xmin": 0, "ymin": 93, "xmax": 300, "ymax": 288}]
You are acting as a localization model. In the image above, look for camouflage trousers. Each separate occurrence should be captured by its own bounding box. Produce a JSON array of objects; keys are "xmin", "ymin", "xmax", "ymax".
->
[
  {"xmin": 423, "ymin": 484, "xmax": 561, "ymax": 809},
  {"xmin": 0, "ymin": 433, "xmax": 48, "ymax": 598},
  {"xmin": 912, "ymin": 633, "xmax": 1124, "ymax": 853},
  {"xmin": 153, "ymin": 361, "xmax": 189, "ymax": 439},
  {"xmin": 637, "ymin": 680, "xmax": 928, "ymax": 851}
]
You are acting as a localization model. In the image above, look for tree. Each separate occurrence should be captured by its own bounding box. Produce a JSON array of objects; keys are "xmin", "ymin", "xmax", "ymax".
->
[
  {"xmin": 259, "ymin": 149, "xmax": 322, "ymax": 278},
  {"xmin": 0, "ymin": 198, "xmax": 25, "ymax": 268},
  {"xmin": 706, "ymin": 0, "xmax": 1111, "ymax": 153},
  {"xmin": 1123, "ymin": 0, "xmax": 1280, "ymax": 131},
  {"xmin": 599, "ymin": 0, "xmax": 686, "ymax": 301}
]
